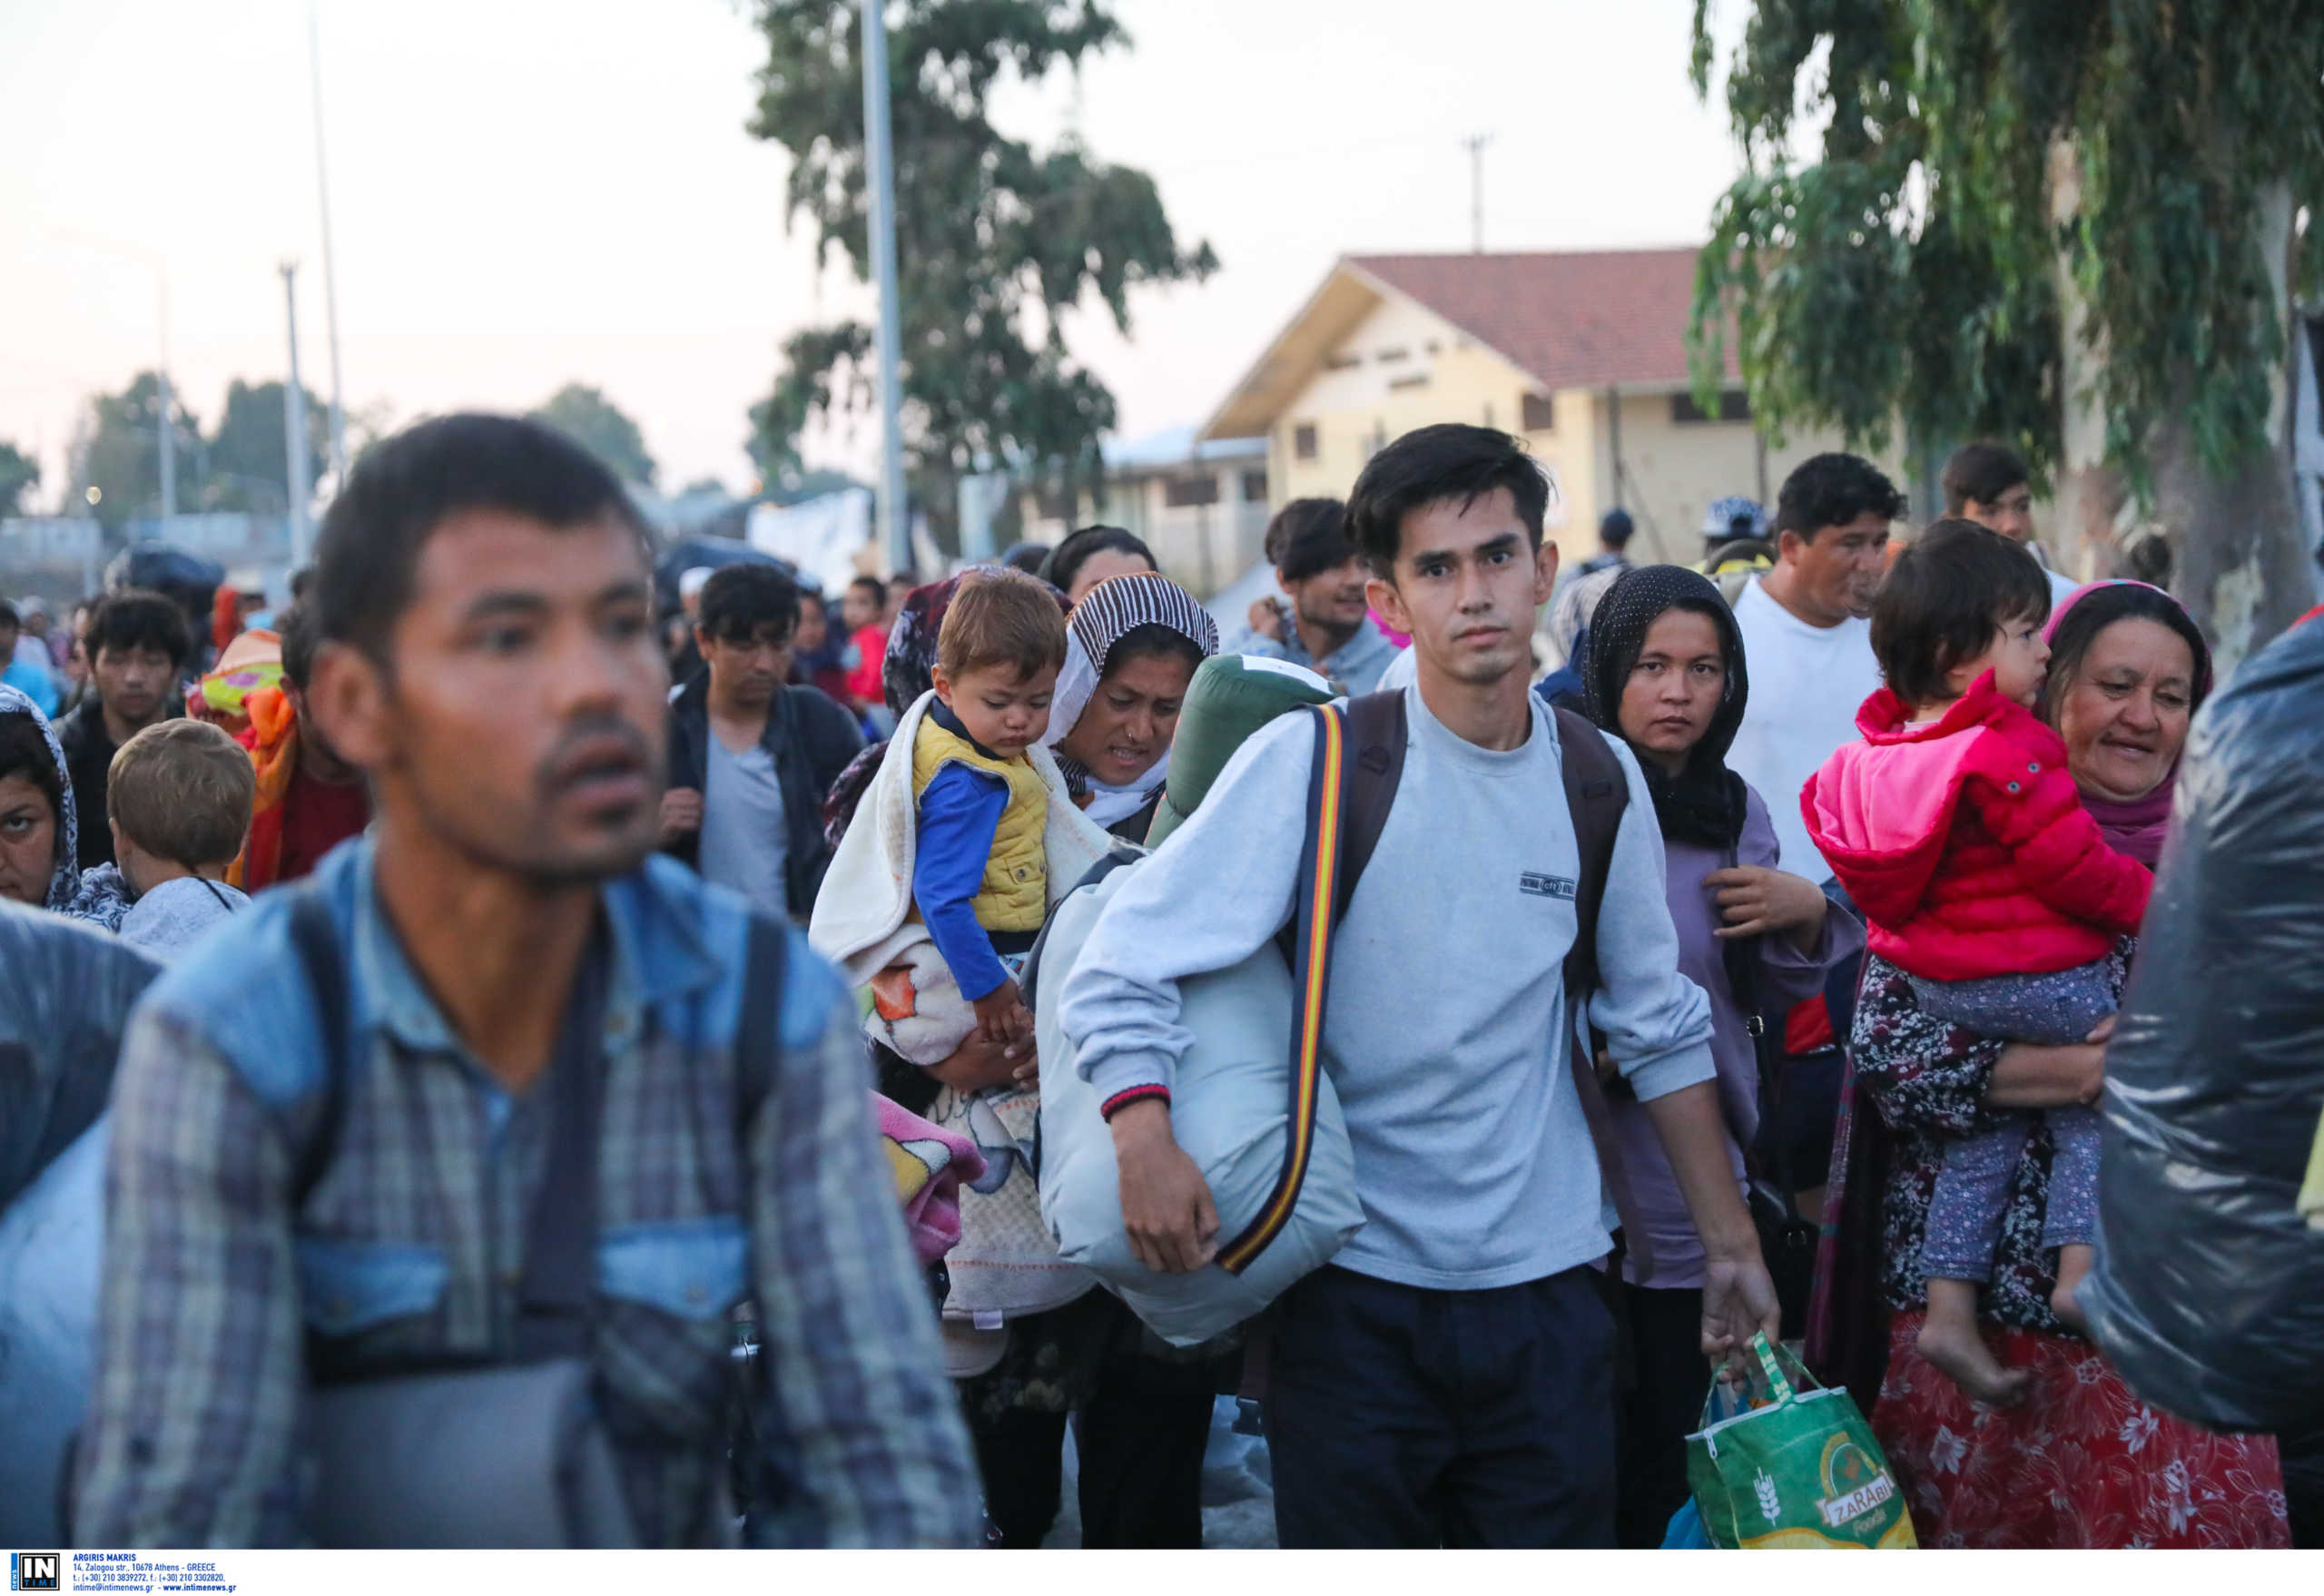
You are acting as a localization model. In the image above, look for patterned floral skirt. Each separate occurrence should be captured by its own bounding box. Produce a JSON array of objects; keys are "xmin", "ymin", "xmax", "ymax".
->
[{"xmin": 1872, "ymin": 1312, "xmax": 2290, "ymax": 1548}]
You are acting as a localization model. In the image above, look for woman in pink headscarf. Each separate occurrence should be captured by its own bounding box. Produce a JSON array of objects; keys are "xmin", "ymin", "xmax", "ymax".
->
[{"xmin": 1814, "ymin": 579, "xmax": 2293, "ymax": 1549}]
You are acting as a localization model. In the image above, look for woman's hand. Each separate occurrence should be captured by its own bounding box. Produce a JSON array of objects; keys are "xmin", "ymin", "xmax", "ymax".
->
[
  {"xmin": 1986, "ymin": 1024, "xmax": 2110, "ymax": 1110},
  {"xmin": 1705, "ymin": 865, "xmax": 1827, "ymax": 947},
  {"xmin": 925, "ymin": 1031, "xmax": 1029, "ymax": 1095}
]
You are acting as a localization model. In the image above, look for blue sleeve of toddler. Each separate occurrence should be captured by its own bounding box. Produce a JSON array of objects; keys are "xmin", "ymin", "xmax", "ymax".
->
[{"xmin": 913, "ymin": 764, "xmax": 1011, "ymax": 1001}]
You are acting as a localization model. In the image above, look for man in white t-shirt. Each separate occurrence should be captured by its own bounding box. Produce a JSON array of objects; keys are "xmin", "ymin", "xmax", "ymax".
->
[
  {"xmin": 1725, "ymin": 453, "xmax": 1901, "ymax": 1221},
  {"xmin": 1943, "ymin": 440, "xmax": 2081, "ymax": 609},
  {"xmin": 1728, "ymin": 453, "xmax": 1902, "ymax": 884}
]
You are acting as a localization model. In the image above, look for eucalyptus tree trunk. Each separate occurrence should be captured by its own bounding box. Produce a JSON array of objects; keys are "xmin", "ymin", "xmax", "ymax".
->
[{"xmin": 2049, "ymin": 143, "xmax": 2312, "ymax": 677}]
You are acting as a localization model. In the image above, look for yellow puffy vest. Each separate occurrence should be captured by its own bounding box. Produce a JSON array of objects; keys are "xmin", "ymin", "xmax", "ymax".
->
[{"xmin": 911, "ymin": 714, "xmax": 1049, "ymax": 932}]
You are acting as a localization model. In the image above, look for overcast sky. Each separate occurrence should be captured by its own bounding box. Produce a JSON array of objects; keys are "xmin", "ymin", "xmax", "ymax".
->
[{"xmin": 0, "ymin": 0, "xmax": 1758, "ymax": 507}]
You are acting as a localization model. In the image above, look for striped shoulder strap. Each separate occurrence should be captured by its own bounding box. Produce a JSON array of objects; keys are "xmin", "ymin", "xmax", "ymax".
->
[{"xmin": 1216, "ymin": 698, "xmax": 1384, "ymax": 1275}]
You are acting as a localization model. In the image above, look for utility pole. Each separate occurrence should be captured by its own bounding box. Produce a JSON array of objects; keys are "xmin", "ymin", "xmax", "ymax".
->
[
  {"xmin": 156, "ymin": 276, "xmax": 175, "ymax": 522},
  {"xmin": 861, "ymin": 0, "xmax": 910, "ymax": 574},
  {"xmin": 281, "ymin": 262, "xmax": 313, "ymax": 566},
  {"xmin": 1461, "ymin": 132, "xmax": 1493, "ymax": 254},
  {"xmin": 308, "ymin": 0, "xmax": 348, "ymax": 486}
]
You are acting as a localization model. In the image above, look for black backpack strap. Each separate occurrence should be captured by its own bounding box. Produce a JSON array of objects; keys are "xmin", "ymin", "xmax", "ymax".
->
[
  {"xmin": 1548, "ymin": 707, "xmax": 1659, "ymax": 1282},
  {"xmin": 1019, "ymin": 849, "xmax": 1136, "ymax": 1016},
  {"xmin": 1552, "ymin": 705, "xmax": 1625, "ymax": 997},
  {"xmin": 1217, "ymin": 701, "xmax": 1359, "ymax": 1276},
  {"xmin": 731, "ymin": 915, "xmax": 790, "ymax": 1143},
  {"xmin": 1334, "ymin": 690, "xmax": 1408, "ymax": 924},
  {"xmin": 287, "ymin": 886, "xmax": 350, "ymax": 1209}
]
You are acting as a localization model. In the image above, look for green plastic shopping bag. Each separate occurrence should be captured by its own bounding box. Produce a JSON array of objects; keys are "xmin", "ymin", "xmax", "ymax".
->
[{"xmin": 1683, "ymin": 1333, "xmax": 1917, "ymax": 1549}]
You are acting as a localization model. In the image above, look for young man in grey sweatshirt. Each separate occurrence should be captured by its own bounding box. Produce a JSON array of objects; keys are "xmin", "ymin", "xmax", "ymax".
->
[{"xmin": 1057, "ymin": 423, "xmax": 1779, "ymax": 1548}]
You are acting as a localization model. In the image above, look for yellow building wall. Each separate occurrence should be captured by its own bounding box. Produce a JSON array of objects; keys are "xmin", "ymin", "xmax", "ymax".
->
[
  {"xmin": 1252, "ymin": 293, "xmax": 1907, "ymax": 576},
  {"xmin": 1266, "ymin": 295, "xmax": 1571, "ymax": 533},
  {"xmin": 1572, "ymin": 392, "xmax": 1908, "ymax": 566}
]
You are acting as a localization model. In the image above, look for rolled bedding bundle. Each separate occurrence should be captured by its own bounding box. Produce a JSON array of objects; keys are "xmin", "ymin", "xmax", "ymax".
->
[{"xmin": 1029, "ymin": 652, "xmax": 1366, "ymax": 1347}]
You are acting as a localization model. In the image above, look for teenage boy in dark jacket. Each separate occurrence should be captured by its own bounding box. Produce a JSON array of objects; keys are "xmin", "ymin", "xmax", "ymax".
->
[{"xmin": 661, "ymin": 564, "xmax": 864, "ymax": 921}]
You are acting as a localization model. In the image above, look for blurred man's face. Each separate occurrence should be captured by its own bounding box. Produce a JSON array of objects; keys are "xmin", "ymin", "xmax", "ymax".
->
[
  {"xmin": 92, "ymin": 640, "xmax": 177, "ymax": 728},
  {"xmin": 0, "ymin": 620, "xmax": 17, "ymax": 660},
  {"xmin": 1779, "ymin": 511, "xmax": 1890, "ymax": 624},
  {"xmin": 1965, "ymin": 483, "xmax": 2035, "ymax": 545},
  {"xmin": 696, "ymin": 620, "xmax": 793, "ymax": 714},
  {"xmin": 313, "ymin": 509, "xmax": 667, "ymax": 883},
  {"xmin": 1282, "ymin": 557, "xmax": 1372, "ymax": 636}
]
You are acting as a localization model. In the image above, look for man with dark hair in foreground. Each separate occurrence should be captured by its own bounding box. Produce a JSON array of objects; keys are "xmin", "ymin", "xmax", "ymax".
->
[{"xmin": 74, "ymin": 413, "xmax": 977, "ymax": 1548}]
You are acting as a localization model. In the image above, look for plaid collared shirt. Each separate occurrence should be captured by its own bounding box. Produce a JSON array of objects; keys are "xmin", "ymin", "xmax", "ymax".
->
[{"xmin": 74, "ymin": 842, "xmax": 979, "ymax": 1549}]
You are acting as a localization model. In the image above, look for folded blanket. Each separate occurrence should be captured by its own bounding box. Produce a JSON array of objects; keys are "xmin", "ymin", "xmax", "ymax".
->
[{"xmin": 875, "ymin": 1092, "xmax": 985, "ymax": 1265}]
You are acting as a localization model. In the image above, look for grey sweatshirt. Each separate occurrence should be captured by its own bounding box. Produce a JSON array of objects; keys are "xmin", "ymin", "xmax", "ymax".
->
[{"xmin": 1058, "ymin": 685, "xmax": 1716, "ymax": 1292}]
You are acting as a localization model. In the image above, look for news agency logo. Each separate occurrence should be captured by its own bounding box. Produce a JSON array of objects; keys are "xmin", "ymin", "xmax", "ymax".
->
[{"xmin": 10, "ymin": 1552, "xmax": 60, "ymax": 1592}]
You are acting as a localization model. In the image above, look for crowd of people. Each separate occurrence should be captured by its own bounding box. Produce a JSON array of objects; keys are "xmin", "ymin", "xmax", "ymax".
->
[{"xmin": 1, "ymin": 408, "xmax": 2319, "ymax": 1553}]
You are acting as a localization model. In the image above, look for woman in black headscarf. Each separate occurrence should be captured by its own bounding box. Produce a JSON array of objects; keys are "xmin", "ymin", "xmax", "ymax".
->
[{"xmin": 1579, "ymin": 566, "xmax": 1864, "ymax": 1547}]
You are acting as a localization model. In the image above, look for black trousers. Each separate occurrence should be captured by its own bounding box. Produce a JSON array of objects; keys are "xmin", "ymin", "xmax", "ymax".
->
[
  {"xmin": 967, "ymin": 1312, "xmax": 1215, "ymax": 1548},
  {"xmin": 1612, "ymin": 1283, "xmax": 1713, "ymax": 1549},
  {"xmin": 1263, "ymin": 1265, "xmax": 1617, "ymax": 1549}
]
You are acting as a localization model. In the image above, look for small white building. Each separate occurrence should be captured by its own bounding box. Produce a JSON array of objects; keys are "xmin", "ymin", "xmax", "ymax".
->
[{"xmin": 1019, "ymin": 426, "xmax": 1270, "ymax": 601}]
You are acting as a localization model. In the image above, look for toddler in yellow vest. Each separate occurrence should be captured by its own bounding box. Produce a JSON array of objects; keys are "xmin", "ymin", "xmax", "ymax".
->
[{"xmin": 912, "ymin": 568, "xmax": 1070, "ymax": 1048}]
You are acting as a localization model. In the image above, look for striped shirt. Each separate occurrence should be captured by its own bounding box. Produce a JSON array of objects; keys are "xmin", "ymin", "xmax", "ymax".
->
[{"xmin": 74, "ymin": 841, "xmax": 979, "ymax": 1549}]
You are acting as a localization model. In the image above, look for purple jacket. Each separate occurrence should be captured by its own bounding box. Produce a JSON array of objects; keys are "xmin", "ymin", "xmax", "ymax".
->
[{"xmin": 1606, "ymin": 783, "xmax": 1864, "ymax": 1289}]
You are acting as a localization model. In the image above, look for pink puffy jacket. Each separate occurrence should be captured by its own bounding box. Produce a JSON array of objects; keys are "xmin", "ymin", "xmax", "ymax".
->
[{"xmin": 1802, "ymin": 674, "xmax": 2152, "ymax": 981}]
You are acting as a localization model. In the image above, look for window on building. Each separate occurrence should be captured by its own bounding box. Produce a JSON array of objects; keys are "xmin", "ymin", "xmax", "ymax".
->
[
  {"xmin": 1389, "ymin": 373, "xmax": 1430, "ymax": 392},
  {"xmin": 1240, "ymin": 469, "xmax": 1268, "ymax": 503},
  {"xmin": 1164, "ymin": 474, "xmax": 1220, "ymax": 509},
  {"xmin": 1293, "ymin": 423, "xmax": 1318, "ymax": 461},
  {"xmin": 1324, "ymin": 351, "xmax": 1361, "ymax": 372},
  {"xmin": 1375, "ymin": 346, "xmax": 1409, "ymax": 363},
  {"xmin": 1672, "ymin": 389, "xmax": 1753, "ymax": 424},
  {"xmin": 1521, "ymin": 392, "xmax": 1555, "ymax": 431}
]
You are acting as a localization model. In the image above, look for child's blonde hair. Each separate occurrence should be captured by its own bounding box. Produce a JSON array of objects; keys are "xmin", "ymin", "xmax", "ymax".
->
[{"xmin": 107, "ymin": 719, "xmax": 257, "ymax": 870}]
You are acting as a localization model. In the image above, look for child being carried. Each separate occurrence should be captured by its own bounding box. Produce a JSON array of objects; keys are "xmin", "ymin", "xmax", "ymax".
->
[
  {"xmin": 908, "ymin": 567, "xmax": 1070, "ymax": 1049},
  {"xmin": 1806, "ymin": 521, "xmax": 2151, "ymax": 1407}
]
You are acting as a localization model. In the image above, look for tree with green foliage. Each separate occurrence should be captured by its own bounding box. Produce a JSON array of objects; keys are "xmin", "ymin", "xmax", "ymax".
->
[
  {"xmin": 67, "ymin": 373, "xmax": 201, "ymax": 532},
  {"xmin": 1688, "ymin": 1, "xmax": 2324, "ymax": 667},
  {"xmin": 0, "ymin": 440, "xmax": 39, "ymax": 518},
  {"xmin": 528, "ymin": 383, "xmax": 658, "ymax": 487},
  {"xmin": 200, "ymin": 379, "xmax": 329, "ymax": 515},
  {"xmin": 744, "ymin": 0, "xmax": 1216, "ymax": 542}
]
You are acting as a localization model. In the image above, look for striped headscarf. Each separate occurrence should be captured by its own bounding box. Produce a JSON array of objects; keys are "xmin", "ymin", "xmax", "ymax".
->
[{"xmin": 1042, "ymin": 573, "xmax": 1219, "ymax": 824}]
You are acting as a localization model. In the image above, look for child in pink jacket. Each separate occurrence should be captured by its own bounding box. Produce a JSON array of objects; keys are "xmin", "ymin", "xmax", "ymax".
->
[{"xmin": 1804, "ymin": 522, "xmax": 2152, "ymax": 1407}]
